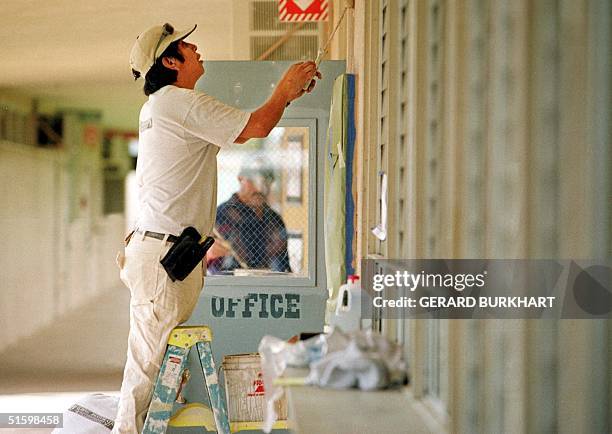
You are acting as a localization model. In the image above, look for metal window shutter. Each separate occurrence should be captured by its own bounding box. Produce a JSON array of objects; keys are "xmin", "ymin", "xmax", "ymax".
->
[
  {"xmin": 396, "ymin": 0, "xmax": 411, "ymax": 258},
  {"xmin": 424, "ymin": 0, "xmax": 443, "ymax": 259},
  {"xmin": 247, "ymin": 0, "xmax": 321, "ymax": 60},
  {"xmin": 375, "ymin": 0, "xmax": 390, "ymax": 257}
]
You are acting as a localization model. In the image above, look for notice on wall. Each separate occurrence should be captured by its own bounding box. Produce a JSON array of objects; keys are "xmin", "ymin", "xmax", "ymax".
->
[{"xmin": 211, "ymin": 293, "xmax": 301, "ymax": 319}]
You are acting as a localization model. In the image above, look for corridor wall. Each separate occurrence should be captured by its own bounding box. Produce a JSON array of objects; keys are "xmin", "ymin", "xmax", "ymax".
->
[
  {"xmin": 0, "ymin": 105, "xmax": 124, "ymax": 354},
  {"xmin": 331, "ymin": 0, "xmax": 611, "ymax": 432}
]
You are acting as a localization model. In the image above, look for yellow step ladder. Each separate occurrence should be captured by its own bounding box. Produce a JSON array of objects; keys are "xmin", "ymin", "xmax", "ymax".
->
[{"xmin": 142, "ymin": 325, "xmax": 230, "ymax": 434}]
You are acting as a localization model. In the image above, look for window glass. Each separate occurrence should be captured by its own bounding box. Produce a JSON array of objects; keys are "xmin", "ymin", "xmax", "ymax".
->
[{"xmin": 209, "ymin": 126, "xmax": 309, "ymax": 277}]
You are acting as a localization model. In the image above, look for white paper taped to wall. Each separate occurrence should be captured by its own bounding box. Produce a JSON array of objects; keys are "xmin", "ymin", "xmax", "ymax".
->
[
  {"xmin": 337, "ymin": 141, "xmax": 346, "ymax": 168},
  {"xmin": 372, "ymin": 172, "xmax": 387, "ymax": 241}
]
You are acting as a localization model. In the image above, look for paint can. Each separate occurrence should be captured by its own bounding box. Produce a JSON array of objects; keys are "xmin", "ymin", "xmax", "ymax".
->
[{"xmin": 222, "ymin": 353, "xmax": 288, "ymax": 423}]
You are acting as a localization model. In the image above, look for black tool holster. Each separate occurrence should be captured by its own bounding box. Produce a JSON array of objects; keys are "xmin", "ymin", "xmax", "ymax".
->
[{"xmin": 160, "ymin": 226, "xmax": 215, "ymax": 282}]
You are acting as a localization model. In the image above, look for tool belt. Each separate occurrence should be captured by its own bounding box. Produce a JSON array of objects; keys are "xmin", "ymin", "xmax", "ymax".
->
[{"xmin": 160, "ymin": 226, "xmax": 215, "ymax": 282}]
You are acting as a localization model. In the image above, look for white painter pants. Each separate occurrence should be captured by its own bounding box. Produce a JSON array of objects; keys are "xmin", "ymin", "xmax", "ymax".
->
[{"xmin": 112, "ymin": 233, "xmax": 203, "ymax": 434}]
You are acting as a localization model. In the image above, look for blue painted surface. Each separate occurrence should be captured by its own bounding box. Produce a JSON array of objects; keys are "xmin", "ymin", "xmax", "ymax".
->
[
  {"xmin": 143, "ymin": 345, "xmax": 189, "ymax": 434},
  {"xmin": 170, "ymin": 60, "xmax": 345, "ymax": 433},
  {"xmin": 176, "ymin": 291, "xmax": 325, "ymax": 434},
  {"xmin": 196, "ymin": 61, "xmax": 345, "ymax": 113},
  {"xmin": 197, "ymin": 341, "xmax": 230, "ymax": 434},
  {"xmin": 187, "ymin": 289, "xmax": 325, "ymax": 365},
  {"xmin": 143, "ymin": 341, "xmax": 231, "ymax": 434},
  {"xmin": 344, "ymin": 74, "xmax": 356, "ymax": 276}
]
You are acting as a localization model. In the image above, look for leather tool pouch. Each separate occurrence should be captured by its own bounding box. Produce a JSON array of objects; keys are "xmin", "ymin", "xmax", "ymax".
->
[{"xmin": 160, "ymin": 226, "xmax": 215, "ymax": 282}]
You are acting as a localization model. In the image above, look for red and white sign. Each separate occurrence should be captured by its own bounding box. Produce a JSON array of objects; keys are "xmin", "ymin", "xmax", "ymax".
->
[
  {"xmin": 279, "ymin": 0, "xmax": 329, "ymax": 22},
  {"xmin": 247, "ymin": 372, "xmax": 266, "ymax": 397}
]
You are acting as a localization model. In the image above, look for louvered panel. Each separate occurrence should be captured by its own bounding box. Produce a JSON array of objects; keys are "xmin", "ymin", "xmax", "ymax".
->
[
  {"xmin": 250, "ymin": 35, "xmax": 319, "ymax": 60},
  {"xmin": 424, "ymin": 0, "xmax": 443, "ymax": 258},
  {"xmin": 526, "ymin": 1, "xmax": 561, "ymax": 433},
  {"xmin": 463, "ymin": 0, "xmax": 487, "ymax": 259},
  {"xmin": 481, "ymin": 1, "xmax": 530, "ymax": 433},
  {"xmin": 380, "ymin": 87, "xmax": 388, "ymax": 116},
  {"xmin": 482, "ymin": 1, "xmax": 513, "ymax": 430},
  {"xmin": 246, "ymin": 0, "xmax": 321, "ymax": 60},
  {"xmin": 396, "ymin": 0, "xmax": 411, "ymax": 257},
  {"xmin": 375, "ymin": 0, "xmax": 390, "ymax": 256},
  {"xmin": 456, "ymin": 1, "xmax": 490, "ymax": 432},
  {"xmin": 421, "ymin": 0, "xmax": 446, "ymax": 406},
  {"xmin": 456, "ymin": 318, "xmax": 484, "ymax": 432},
  {"xmin": 485, "ymin": 0, "xmax": 526, "ymax": 259},
  {"xmin": 529, "ymin": 0, "xmax": 560, "ymax": 259}
]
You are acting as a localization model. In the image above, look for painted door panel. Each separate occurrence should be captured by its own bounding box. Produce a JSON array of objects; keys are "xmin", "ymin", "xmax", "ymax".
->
[{"xmin": 174, "ymin": 61, "xmax": 345, "ymax": 431}]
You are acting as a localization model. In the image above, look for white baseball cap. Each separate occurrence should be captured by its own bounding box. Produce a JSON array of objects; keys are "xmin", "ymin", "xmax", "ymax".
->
[{"xmin": 130, "ymin": 23, "xmax": 197, "ymax": 78}]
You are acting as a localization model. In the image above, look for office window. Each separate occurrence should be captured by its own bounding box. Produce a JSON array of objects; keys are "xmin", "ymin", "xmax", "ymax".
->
[{"xmin": 211, "ymin": 126, "xmax": 309, "ymax": 277}]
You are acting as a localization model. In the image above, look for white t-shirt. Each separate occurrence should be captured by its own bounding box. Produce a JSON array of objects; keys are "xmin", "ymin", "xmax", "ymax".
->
[{"xmin": 134, "ymin": 85, "xmax": 250, "ymax": 237}]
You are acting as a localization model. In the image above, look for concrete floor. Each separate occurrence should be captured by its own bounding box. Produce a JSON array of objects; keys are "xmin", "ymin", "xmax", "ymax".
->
[
  {"xmin": 0, "ymin": 285, "xmax": 130, "ymax": 380},
  {"xmin": 0, "ymin": 286, "xmax": 130, "ymax": 432}
]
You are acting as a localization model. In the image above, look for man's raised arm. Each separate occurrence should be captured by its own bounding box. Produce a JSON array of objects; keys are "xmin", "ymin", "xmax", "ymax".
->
[{"xmin": 235, "ymin": 61, "xmax": 321, "ymax": 143}]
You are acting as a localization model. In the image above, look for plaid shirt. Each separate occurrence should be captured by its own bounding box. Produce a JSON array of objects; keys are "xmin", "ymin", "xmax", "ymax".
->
[{"xmin": 210, "ymin": 193, "xmax": 291, "ymax": 273}]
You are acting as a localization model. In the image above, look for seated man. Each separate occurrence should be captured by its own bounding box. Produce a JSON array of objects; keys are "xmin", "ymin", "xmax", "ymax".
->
[{"xmin": 207, "ymin": 161, "xmax": 292, "ymax": 274}]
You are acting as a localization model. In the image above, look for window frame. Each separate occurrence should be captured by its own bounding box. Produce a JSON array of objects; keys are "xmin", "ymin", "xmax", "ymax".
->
[{"xmin": 206, "ymin": 117, "xmax": 319, "ymax": 288}]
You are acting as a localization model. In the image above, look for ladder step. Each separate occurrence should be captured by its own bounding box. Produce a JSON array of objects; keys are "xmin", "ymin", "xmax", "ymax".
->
[
  {"xmin": 143, "ymin": 345, "xmax": 189, "ymax": 434},
  {"xmin": 168, "ymin": 403, "xmax": 216, "ymax": 430},
  {"xmin": 142, "ymin": 325, "xmax": 229, "ymax": 434}
]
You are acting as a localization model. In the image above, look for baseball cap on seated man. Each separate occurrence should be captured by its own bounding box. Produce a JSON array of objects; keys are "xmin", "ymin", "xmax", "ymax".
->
[
  {"xmin": 238, "ymin": 156, "xmax": 275, "ymax": 184},
  {"xmin": 130, "ymin": 23, "xmax": 197, "ymax": 78}
]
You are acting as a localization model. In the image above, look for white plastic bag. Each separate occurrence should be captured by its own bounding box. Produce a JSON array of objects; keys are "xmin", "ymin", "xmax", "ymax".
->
[{"xmin": 258, "ymin": 329, "xmax": 406, "ymax": 432}]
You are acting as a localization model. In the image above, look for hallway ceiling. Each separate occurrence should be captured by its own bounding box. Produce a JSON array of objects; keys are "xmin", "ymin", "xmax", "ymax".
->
[{"xmin": 1, "ymin": 0, "xmax": 237, "ymax": 87}]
